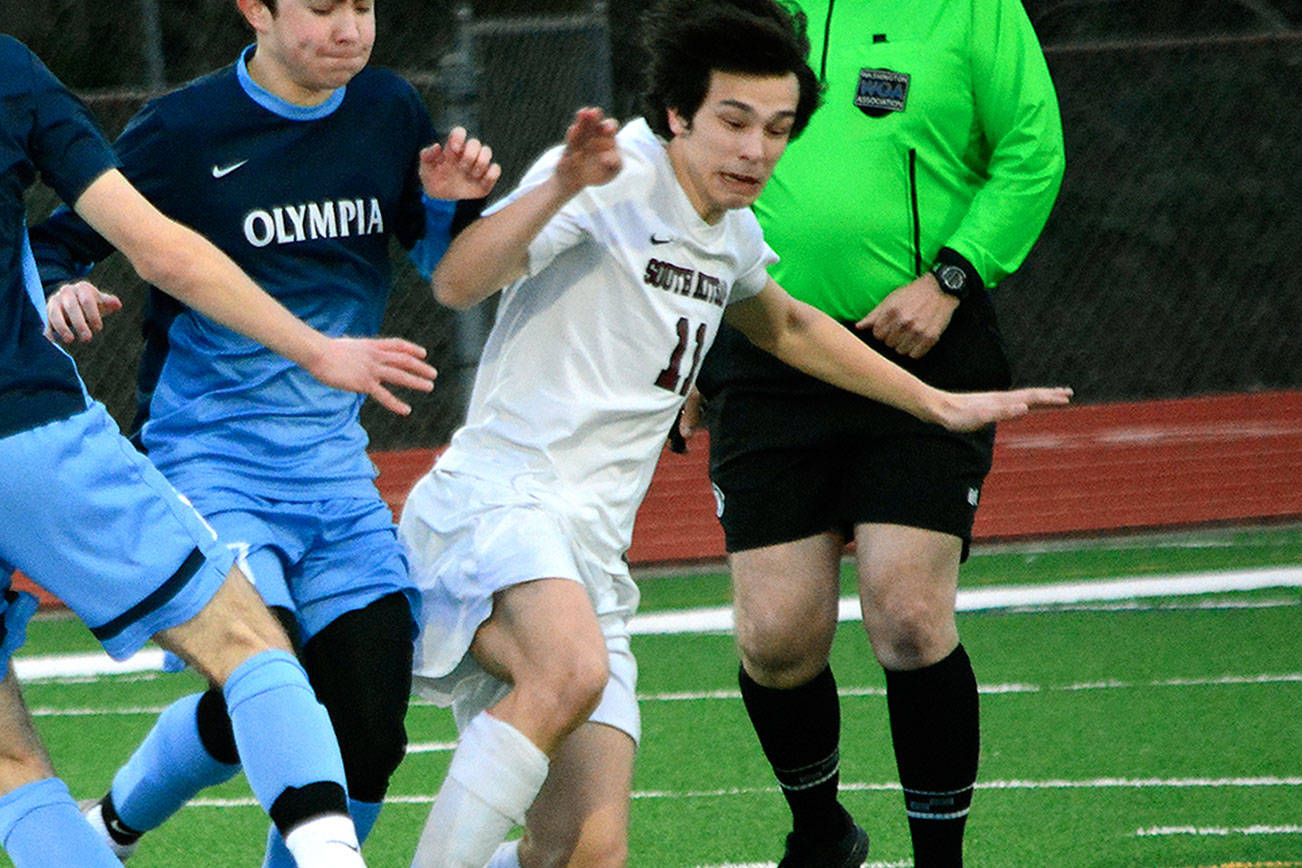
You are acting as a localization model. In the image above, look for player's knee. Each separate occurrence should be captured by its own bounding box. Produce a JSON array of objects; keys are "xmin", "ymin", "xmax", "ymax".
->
[
  {"xmin": 165, "ymin": 592, "xmax": 294, "ymax": 684},
  {"xmin": 735, "ymin": 611, "xmax": 830, "ymax": 686},
  {"xmin": 195, "ymin": 687, "xmax": 239, "ymax": 765},
  {"xmin": 517, "ymin": 649, "xmax": 609, "ymax": 734},
  {"xmin": 0, "ymin": 748, "xmax": 55, "ymax": 787},
  {"xmin": 301, "ymin": 595, "xmax": 412, "ymax": 802},
  {"xmin": 865, "ymin": 607, "xmax": 956, "ymax": 670},
  {"xmin": 556, "ymin": 645, "xmax": 610, "ymax": 718},
  {"xmin": 332, "ymin": 702, "xmax": 407, "ymax": 803}
]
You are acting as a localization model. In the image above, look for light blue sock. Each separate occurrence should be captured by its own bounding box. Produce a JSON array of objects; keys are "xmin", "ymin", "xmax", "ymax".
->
[
  {"xmin": 261, "ymin": 798, "xmax": 382, "ymax": 867},
  {"xmin": 111, "ymin": 692, "xmax": 240, "ymax": 831},
  {"xmin": 0, "ymin": 778, "xmax": 122, "ymax": 867},
  {"xmin": 349, "ymin": 798, "xmax": 383, "ymax": 843},
  {"xmin": 222, "ymin": 649, "xmax": 347, "ymax": 814}
]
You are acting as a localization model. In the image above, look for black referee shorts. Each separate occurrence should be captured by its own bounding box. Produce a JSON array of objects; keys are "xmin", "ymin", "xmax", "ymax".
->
[{"xmin": 697, "ymin": 289, "xmax": 1012, "ymax": 561}]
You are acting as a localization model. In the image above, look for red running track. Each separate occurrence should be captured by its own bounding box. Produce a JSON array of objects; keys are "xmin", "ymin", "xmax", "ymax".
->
[{"xmin": 370, "ymin": 390, "xmax": 1302, "ymax": 563}]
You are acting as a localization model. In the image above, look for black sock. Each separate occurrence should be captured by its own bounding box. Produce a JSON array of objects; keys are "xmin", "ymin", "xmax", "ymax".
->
[
  {"xmin": 884, "ymin": 644, "xmax": 979, "ymax": 868},
  {"xmin": 739, "ymin": 663, "xmax": 848, "ymax": 840}
]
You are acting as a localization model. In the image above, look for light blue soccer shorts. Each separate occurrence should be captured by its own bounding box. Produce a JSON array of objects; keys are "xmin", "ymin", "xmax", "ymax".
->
[
  {"xmin": 0, "ymin": 403, "xmax": 234, "ymax": 668},
  {"xmin": 179, "ymin": 488, "xmax": 418, "ymax": 645}
]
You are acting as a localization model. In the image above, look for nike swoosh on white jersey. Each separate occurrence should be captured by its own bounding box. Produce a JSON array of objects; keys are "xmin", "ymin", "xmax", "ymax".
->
[{"xmin": 211, "ymin": 160, "xmax": 249, "ymax": 178}]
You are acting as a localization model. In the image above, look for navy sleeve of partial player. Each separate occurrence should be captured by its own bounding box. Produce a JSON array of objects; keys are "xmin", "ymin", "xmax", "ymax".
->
[
  {"xmin": 30, "ymin": 96, "xmax": 179, "ymax": 295},
  {"xmin": 394, "ymin": 77, "xmax": 440, "ymax": 251},
  {"xmin": 29, "ymin": 205, "xmax": 114, "ymax": 295},
  {"xmin": 16, "ymin": 38, "xmax": 119, "ymax": 208}
]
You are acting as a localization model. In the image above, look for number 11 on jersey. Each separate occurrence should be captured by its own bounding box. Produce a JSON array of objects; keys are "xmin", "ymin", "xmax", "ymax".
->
[{"xmin": 655, "ymin": 317, "xmax": 707, "ymax": 396}]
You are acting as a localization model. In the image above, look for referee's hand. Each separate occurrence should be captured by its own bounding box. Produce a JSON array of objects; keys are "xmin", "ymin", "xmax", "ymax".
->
[{"xmin": 856, "ymin": 273, "xmax": 958, "ymax": 359}]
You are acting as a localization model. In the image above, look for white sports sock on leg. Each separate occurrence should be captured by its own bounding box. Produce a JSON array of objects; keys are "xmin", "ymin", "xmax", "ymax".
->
[
  {"xmin": 83, "ymin": 800, "xmax": 138, "ymax": 861},
  {"xmin": 410, "ymin": 713, "xmax": 548, "ymax": 868},
  {"xmin": 486, "ymin": 840, "xmax": 522, "ymax": 868},
  {"xmin": 283, "ymin": 814, "xmax": 365, "ymax": 868}
]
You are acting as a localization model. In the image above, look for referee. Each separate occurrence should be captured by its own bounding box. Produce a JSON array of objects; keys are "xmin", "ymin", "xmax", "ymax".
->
[{"xmin": 692, "ymin": 1, "xmax": 1066, "ymax": 865}]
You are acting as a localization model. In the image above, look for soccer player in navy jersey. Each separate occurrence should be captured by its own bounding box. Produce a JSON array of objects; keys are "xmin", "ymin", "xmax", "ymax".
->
[
  {"xmin": 0, "ymin": 33, "xmax": 436, "ymax": 868},
  {"xmin": 30, "ymin": 0, "xmax": 499, "ymax": 864}
]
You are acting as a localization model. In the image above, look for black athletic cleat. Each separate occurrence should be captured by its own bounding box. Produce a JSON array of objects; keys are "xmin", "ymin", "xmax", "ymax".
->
[{"xmin": 777, "ymin": 818, "xmax": 870, "ymax": 868}]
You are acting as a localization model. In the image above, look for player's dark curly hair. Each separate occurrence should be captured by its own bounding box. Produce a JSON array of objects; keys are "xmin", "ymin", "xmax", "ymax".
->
[{"xmin": 640, "ymin": 0, "xmax": 822, "ymax": 140}]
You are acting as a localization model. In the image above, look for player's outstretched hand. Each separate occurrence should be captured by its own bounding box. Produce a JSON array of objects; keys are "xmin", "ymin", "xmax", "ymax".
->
[
  {"xmin": 555, "ymin": 107, "xmax": 621, "ymax": 195},
  {"xmin": 306, "ymin": 336, "xmax": 437, "ymax": 416},
  {"xmin": 420, "ymin": 127, "xmax": 501, "ymax": 201},
  {"xmin": 934, "ymin": 386, "xmax": 1073, "ymax": 432},
  {"xmin": 45, "ymin": 280, "xmax": 123, "ymax": 344}
]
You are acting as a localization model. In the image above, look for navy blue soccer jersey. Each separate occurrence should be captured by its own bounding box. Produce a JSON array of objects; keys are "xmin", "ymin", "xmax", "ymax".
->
[
  {"xmin": 32, "ymin": 48, "xmax": 455, "ymax": 499},
  {"xmin": 0, "ymin": 36, "xmax": 116, "ymax": 438}
]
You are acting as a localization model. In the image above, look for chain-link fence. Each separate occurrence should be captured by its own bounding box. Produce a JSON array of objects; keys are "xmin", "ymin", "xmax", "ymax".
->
[
  {"xmin": 9, "ymin": 0, "xmax": 1301, "ymax": 449},
  {"xmin": 1000, "ymin": 5, "xmax": 1302, "ymax": 401}
]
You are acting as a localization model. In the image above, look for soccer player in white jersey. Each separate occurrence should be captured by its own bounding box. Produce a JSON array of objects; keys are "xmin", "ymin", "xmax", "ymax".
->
[{"xmin": 400, "ymin": 1, "xmax": 1072, "ymax": 865}]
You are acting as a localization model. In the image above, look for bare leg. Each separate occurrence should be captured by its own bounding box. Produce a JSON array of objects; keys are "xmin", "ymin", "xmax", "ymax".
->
[
  {"xmin": 732, "ymin": 532, "xmax": 843, "ymax": 689},
  {"xmin": 153, "ymin": 566, "xmax": 296, "ymax": 685},
  {"xmin": 731, "ymin": 533, "xmax": 865, "ymax": 852},
  {"xmin": 518, "ymin": 721, "xmax": 634, "ymax": 868},
  {"xmin": 412, "ymin": 578, "xmax": 612, "ymax": 868},
  {"xmin": 856, "ymin": 523, "xmax": 976, "ymax": 868},
  {"xmin": 0, "ymin": 665, "xmax": 123, "ymax": 865},
  {"xmin": 854, "ymin": 523, "xmax": 961, "ymax": 671},
  {"xmin": 0, "ymin": 667, "xmax": 55, "ymax": 793}
]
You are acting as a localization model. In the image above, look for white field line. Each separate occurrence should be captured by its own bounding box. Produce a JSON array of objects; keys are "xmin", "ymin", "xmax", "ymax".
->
[
  {"xmin": 641, "ymin": 671, "xmax": 1302, "ymax": 704},
  {"xmin": 17, "ymin": 567, "xmax": 1301, "ymax": 682},
  {"xmin": 17, "ymin": 649, "xmax": 168, "ymax": 680},
  {"xmin": 630, "ymin": 566, "xmax": 1302, "ymax": 635},
  {"xmin": 179, "ymin": 775, "xmax": 1302, "ymax": 810},
  {"xmin": 1136, "ymin": 824, "xmax": 1302, "ymax": 837},
  {"xmin": 27, "ymin": 671, "xmax": 1302, "ymax": 720}
]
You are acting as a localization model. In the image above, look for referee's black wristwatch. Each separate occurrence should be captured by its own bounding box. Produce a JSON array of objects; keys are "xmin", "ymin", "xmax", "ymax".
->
[{"xmin": 929, "ymin": 247, "xmax": 983, "ymax": 302}]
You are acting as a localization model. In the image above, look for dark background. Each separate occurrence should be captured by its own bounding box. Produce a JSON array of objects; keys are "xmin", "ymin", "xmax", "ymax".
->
[{"xmin": 4, "ymin": 0, "xmax": 1300, "ymax": 448}]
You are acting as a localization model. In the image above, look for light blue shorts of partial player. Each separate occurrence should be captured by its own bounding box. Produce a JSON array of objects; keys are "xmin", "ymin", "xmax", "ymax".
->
[
  {"xmin": 401, "ymin": 465, "xmax": 642, "ymax": 743},
  {"xmin": 0, "ymin": 402, "xmax": 236, "ymax": 672},
  {"xmin": 178, "ymin": 485, "xmax": 419, "ymax": 646}
]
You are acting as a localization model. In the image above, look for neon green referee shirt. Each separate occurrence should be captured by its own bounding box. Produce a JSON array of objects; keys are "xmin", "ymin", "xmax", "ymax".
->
[{"xmin": 755, "ymin": 0, "xmax": 1065, "ymax": 319}]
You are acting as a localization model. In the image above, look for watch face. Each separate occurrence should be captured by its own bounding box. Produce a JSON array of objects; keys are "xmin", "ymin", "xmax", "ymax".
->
[{"xmin": 938, "ymin": 265, "xmax": 964, "ymax": 290}]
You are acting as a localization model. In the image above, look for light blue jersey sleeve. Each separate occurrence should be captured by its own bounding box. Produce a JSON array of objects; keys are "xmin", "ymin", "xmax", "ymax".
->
[{"xmin": 407, "ymin": 194, "xmax": 458, "ymax": 281}]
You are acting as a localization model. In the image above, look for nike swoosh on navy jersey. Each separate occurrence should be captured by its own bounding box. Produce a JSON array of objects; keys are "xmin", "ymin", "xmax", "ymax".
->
[{"xmin": 211, "ymin": 159, "xmax": 249, "ymax": 178}]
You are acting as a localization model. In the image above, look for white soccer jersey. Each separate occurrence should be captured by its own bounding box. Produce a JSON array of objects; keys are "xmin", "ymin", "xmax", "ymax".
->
[{"xmin": 435, "ymin": 118, "xmax": 776, "ymax": 566}]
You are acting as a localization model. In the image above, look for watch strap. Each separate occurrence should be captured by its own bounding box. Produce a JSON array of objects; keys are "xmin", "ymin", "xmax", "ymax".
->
[{"xmin": 930, "ymin": 247, "xmax": 984, "ymax": 300}]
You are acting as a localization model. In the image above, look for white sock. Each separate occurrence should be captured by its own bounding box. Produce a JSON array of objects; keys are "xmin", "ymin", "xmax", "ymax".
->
[
  {"xmin": 282, "ymin": 813, "xmax": 365, "ymax": 867},
  {"xmin": 410, "ymin": 713, "xmax": 549, "ymax": 868},
  {"xmin": 486, "ymin": 840, "xmax": 522, "ymax": 868}
]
